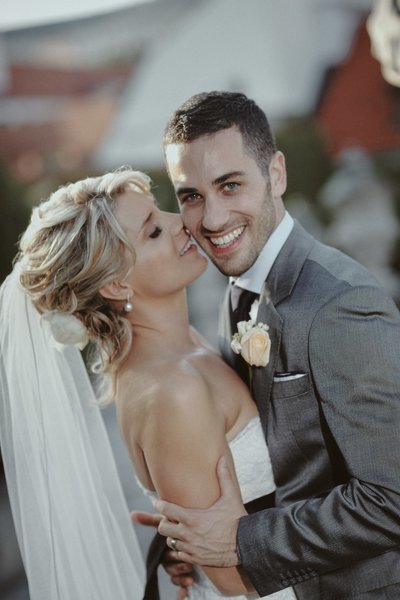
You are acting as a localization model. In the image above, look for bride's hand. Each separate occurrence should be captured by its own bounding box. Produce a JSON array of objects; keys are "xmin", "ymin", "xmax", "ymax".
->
[{"xmin": 155, "ymin": 457, "xmax": 247, "ymax": 567}]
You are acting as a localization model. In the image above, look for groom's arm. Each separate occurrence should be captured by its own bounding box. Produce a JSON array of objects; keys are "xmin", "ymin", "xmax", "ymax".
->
[
  {"xmin": 237, "ymin": 284, "xmax": 400, "ymax": 595},
  {"xmin": 157, "ymin": 285, "xmax": 400, "ymax": 597},
  {"xmin": 156, "ymin": 457, "xmax": 245, "ymax": 567}
]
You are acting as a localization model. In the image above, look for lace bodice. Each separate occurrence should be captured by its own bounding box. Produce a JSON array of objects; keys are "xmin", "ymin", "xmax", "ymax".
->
[
  {"xmin": 228, "ymin": 416, "xmax": 276, "ymax": 503},
  {"xmin": 137, "ymin": 417, "xmax": 296, "ymax": 599}
]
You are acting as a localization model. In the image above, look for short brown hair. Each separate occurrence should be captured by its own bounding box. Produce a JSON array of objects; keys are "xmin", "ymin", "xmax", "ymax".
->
[{"xmin": 164, "ymin": 91, "xmax": 277, "ymax": 175}]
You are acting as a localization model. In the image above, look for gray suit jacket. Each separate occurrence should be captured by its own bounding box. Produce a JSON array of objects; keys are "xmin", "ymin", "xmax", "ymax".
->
[{"xmin": 219, "ymin": 222, "xmax": 400, "ymax": 599}]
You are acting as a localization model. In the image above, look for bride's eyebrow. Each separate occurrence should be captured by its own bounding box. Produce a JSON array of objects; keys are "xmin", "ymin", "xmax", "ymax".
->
[
  {"xmin": 139, "ymin": 210, "xmax": 155, "ymax": 232},
  {"xmin": 139, "ymin": 198, "xmax": 159, "ymax": 232}
]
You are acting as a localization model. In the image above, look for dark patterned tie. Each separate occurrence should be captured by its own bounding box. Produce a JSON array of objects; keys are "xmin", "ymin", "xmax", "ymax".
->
[
  {"xmin": 231, "ymin": 288, "xmax": 258, "ymax": 386},
  {"xmin": 233, "ymin": 288, "xmax": 258, "ymax": 329}
]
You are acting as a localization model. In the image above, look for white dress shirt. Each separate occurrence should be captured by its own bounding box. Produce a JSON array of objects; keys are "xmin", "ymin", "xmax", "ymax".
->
[{"xmin": 230, "ymin": 212, "xmax": 294, "ymax": 320}]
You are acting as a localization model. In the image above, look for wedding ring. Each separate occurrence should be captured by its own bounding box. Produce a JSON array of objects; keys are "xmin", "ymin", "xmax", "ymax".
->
[{"xmin": 170, "ymin": 537, "xmax": 178, "ymax": 551}]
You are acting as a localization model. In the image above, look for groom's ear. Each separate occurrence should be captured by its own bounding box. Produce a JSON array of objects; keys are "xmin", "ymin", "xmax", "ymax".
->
[
  {"xmin": 269, "ymin": 151, "xmax": 287, "ymax": 197},
  {"xmin": 99, "ymin": 281, "xmax": 131, "ymax": 302}
]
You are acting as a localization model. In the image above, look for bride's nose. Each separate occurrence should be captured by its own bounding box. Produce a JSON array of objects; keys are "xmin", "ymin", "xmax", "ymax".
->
[{"xmin": 167, "ymin": 212, "xmax": 185, "ymax": 235}]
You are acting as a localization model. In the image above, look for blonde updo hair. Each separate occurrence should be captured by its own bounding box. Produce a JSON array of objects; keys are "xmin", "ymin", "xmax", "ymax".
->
[{"xmin": 18, "ymin": 167, "xmax": 152, "ymax": 400}]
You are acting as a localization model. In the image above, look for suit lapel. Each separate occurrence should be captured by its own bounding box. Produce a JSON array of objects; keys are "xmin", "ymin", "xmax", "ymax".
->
[
  {"xmin": 251, "ymin": 290, "xmax": 282, "ymax": 429},
  {"xmin": 264, "ymin": 220, "xmax": 315, "ymax": 306},
  {"xmin": 252, "ymin": 222, "xmax": 315, "ymax": 430},
  {"xmin": 219, "ymin": 221, "xmax": 315, "ymax": 431}
]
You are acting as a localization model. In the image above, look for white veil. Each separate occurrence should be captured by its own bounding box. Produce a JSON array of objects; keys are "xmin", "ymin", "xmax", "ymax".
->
[{"xmin": 0, "ymin": 265, "xmax": 145, "ymax": 599}]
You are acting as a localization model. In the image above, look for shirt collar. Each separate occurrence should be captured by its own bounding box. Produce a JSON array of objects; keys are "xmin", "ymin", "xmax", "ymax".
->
[{"xmin": 230, "ymin": 211, "xmax": 294, "ymax": 295}]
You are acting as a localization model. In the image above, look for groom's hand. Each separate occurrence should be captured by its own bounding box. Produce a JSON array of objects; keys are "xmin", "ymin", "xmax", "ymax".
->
[
  {"xmin": 131, "ymin": 510, "xmax": 162, "ymax": 528},
  {"xmin": 131, "ymin": 510, "xmax": 195, "ymax": 592},
  {"xmin": 155, "ymin": 457, "xmax": 247, "ymax": 568}
]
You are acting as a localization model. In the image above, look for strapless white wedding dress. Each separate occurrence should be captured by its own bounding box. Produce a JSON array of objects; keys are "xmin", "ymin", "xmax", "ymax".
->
[
  {"xmin": 139, "ymin": 416, "xmax": 296, "ymax": 600},
  {"xmin": 187, "ymin": 416, "xmax": 296, "ymax": 600}
]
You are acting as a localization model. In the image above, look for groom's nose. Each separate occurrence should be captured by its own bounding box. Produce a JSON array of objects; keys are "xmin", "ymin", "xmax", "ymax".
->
[{"xmin": 201, "ymin": 194, "xmax": 229, "ymax": 232}]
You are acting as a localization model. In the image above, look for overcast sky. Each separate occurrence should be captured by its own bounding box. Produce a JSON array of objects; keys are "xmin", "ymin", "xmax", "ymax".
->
[{"xmin": 1, "ymin": 0, "xmax": 153, "ymax": 30}]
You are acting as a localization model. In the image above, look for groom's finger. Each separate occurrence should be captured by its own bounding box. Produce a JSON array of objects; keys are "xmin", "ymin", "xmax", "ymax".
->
[
  {"xmin": 171, "ymin": 574, "xmax": 194, "ymax": 588},
  {"xmin": 154, "ymin": 498, "xmax": 186, "ymax": 524},
  {"xmin": 178, "ymin": 587, "xmax": 189, "ymax": 599},
  {"xmin": 157, "ymin": 516, "xmax": 186, "ymax": 540},
  {"xmin": 131, "ymin": 510, "xmax": 161, "ymax": 528},
  {"xmin": 169, "ymin": 549, "xmax": 194, "ymax": 565},
  {"xmin": 163, "ymin": 551, "xmax": 193, "ymax": 572}
]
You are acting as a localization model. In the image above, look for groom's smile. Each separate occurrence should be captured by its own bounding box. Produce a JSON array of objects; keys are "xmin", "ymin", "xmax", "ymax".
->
[
  {"xmin": 209, "ymin": 225, "xmax": 246, "ymax": 249},
  {"xmin": 165, "ymin": 127, "xmax": 285, "ymax": 277}
]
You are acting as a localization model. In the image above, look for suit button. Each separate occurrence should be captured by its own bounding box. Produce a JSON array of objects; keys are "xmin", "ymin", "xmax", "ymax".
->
[{"xmin": 281, "ymin": 579, "xmax": 290, "ymax": 587}]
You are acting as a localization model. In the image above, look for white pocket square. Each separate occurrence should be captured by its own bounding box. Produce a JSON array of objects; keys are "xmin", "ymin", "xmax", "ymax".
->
[{"xmin": 273, "ymin": 372, "xmax": 307, "ymax": 382}]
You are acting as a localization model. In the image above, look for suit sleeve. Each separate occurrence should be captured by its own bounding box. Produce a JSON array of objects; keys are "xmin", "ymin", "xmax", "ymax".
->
[{"xmin": 237, "ymin": 285, "xmax": 400, "ymax": 596}]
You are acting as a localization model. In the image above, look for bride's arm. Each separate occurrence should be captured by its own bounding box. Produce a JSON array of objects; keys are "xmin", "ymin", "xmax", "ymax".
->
[{"xmin": 137, "ymin": 366, "xmax": 254, "ymax": 596}]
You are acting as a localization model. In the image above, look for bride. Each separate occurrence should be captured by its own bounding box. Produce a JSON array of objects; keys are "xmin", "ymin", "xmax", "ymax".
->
[{"xmin": 0, "ymin": 168, "xmax": 295, "ymax": 599}]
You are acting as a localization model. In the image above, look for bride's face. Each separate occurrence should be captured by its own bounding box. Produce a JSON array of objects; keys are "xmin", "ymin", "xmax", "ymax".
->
[{"xmin": 113, "ymin": 189, "xmax": 207, "ymax": 298}]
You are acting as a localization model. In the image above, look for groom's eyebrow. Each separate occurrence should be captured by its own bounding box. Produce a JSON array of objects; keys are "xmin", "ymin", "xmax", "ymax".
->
[
  {"xmin": 175, "ymin": 171, "xmax": 246, "ymax": 196},
  {"xmin": 175, "ymin": 185, "xmax": 197, "ymax": 196},
  {"xmin": 213, "ymin": 171, "xmax": 245, "ymax": 185}
]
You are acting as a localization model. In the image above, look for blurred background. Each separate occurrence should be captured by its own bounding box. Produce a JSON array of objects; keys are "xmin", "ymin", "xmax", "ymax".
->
[{"xmin": 1, "ymin": 0, "xmax": 399, "ymax": 598}]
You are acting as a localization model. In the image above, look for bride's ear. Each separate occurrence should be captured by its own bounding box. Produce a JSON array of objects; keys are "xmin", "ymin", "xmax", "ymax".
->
[{"xmin": 99, "ymin": 281, "xmax": 132, "ymax": 302}]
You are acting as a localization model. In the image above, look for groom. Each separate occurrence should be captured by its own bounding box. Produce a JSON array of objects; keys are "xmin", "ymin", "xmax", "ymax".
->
[{"xmin": 151, "ymin": 91, "xmax": 400, "ymax": 599}]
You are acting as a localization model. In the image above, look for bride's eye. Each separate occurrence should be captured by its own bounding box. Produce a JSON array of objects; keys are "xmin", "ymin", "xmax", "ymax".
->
[{"xmin": 149, "ymin": 226, "xmax": 162, "ymax": 239}]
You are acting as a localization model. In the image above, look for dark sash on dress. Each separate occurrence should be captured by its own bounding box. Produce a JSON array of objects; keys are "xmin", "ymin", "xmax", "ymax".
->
[{"xmin": 142, "ymin": 492, "xmax": 275, "ymax": 600}]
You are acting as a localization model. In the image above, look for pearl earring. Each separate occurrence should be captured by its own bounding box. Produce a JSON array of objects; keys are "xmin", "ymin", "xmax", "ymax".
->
[{"xmin": 123, "ymin": 293, "xmax": 133, "ymax": 313}]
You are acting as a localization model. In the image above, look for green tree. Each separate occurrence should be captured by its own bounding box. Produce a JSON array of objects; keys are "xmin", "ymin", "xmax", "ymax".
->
[
  {"xmin": 0, "ymin": 162, "xmax": 31, "ymax": 283},
  {"xmin": 276, "ymin": 116, "xmax": 333, "ymax": 224}
]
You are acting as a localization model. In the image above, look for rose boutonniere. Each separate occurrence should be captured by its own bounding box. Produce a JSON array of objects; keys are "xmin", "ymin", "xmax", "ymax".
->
[{"xmin": 231, "ymin": 320, "xmax": 271, "ymax": 367}]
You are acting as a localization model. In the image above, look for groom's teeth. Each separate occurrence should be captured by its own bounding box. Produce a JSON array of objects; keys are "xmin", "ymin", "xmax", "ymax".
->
[{"xmin": 210, "ymin": 226, "xmax": 245, "ymax": 247}]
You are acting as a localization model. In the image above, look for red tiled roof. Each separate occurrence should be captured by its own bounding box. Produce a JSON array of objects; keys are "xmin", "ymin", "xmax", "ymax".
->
[
  {"xmin": 317, "ymin": 20, "xmax": 400, "ymax": 155},
  {"xmin": 0, "ymin": 124, "xmax": 58, "ymax": 158},
  {"xmin": 5, "ymin": 64, "xmax": 133, "ymax": 97},
  {"xmin": 0, "ymin": 63, "xmax": 135, "ymax": 180}
]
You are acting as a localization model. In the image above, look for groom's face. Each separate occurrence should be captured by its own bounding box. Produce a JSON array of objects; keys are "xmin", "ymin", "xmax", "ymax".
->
[{"xmin": 165, "ymin": 127, "xmax": 286, "ymax": 277}]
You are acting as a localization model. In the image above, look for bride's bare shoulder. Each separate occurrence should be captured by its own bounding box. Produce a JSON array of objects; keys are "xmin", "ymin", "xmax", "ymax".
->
[{"xmin": 117, "ymin": 357, "xmax": 216, "ymax": 418}]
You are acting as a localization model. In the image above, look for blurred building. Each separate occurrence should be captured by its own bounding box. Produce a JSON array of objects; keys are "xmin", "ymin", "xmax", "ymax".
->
[
  {"xmin": 316, "ymin": 19, "xmax": 400, "ymax": 298},
  {"xmin": 1, "ymin": 0, "xmax": 376, "ymax": 180},
  {"xmin": 94, "ymin": 0, "xmax": 374, "ymax": 170},
  {"xmin": 0, "ymin": 0, "xmax": 194, "ymax": 182},
  {"xmin": 0, "ymin": 63, "xmax": 133, "ymax": 181},
  {"xmin": 317, "ymin": 19, "xmax": 400, "ymax": 154}
]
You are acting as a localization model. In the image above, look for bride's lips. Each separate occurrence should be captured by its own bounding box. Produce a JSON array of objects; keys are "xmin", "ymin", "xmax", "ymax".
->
[{"xmin": 179, "ymin": 236, "xmax": 196, "ymax": 256}]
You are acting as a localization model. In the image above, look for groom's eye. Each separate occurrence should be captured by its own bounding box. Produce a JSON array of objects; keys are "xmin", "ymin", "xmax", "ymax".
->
[
  {"xmin": 149, "ymin": 226, "xmax": 162, "ymax": 239},
  {"xmin": 180, "ymin": 193, "xmax": 202, "ymax": 204},
  {"xmin": 223, "ymin": 182, "xmax": 239, "ymax": 191}
]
